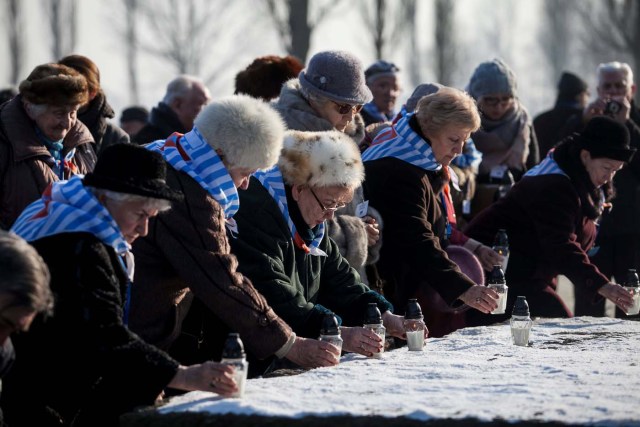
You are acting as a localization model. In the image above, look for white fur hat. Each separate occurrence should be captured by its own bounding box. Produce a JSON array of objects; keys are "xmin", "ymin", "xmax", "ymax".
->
[
  {"xmin": 279, "ymin": 130, "xmax": 364, "ymax": 188},
  {"xmin": 194, "ymin": 95, "xmax": 285, "ymax": 170}
]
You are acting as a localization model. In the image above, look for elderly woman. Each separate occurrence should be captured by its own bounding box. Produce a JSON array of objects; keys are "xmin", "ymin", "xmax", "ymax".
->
[
  {"xmin": 0, "ymin": 231, "xmax": 52, "ymax": 424},
  {"xmin": 274, "ymin": 50, "xmax": 382, "ymax": 287},
  {"xmin": 6, "ymin": 144, "xmax": 239, "ymax": 427},
  {"xmin": 0, "ymin": 63, "xmax": 97, "ymax": 230},
  {"xmin": 464, "ymin": 116, "xmax": 636, "ymax": 325},
  {"xmin": 231, "ymin": 131, "xmax": 411, "ymax": 357},
  {"xmin": 362, "ymin": 87, "xmax": 498, "ymax": 337},
  {"xmin": 58, "ymin": 54, "xmax": 130, "ymax": 156},
  {"xmin": 131, "ymin": 96, "xmax": 339, "ymax": 376}
]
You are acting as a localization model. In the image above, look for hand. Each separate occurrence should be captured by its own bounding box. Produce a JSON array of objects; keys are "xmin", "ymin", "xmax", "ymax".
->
[
  {"xmin": 340, "ymin": 326, "xmax": 383, "ymax": 356},
  {"xmin": 582, "ymin": 98, "xmax": 608, "ymax": 124},
  {"xmin": 363, "ymin": 216, "xmax": 380, "ymax": 246},
  {"xmin": 284, "ymin": 336, "xmax": 340, "ymax": 368},
  {"xmin": 458, "ymin": 285, "xmax": 499, "ymax": 314},
  {"xmin": 475, "ymin": 245, "xmax": 504, "ymax": 272},
  {"xmin": 382, "ymin": 311, "xmax": 412, "ymax": 339},
  {"xmin": 168, "ymin": 362, "xmax": 238, "ymax": 396},
  {"xmin": 598, "ymin": 283, "xmax": 635, "ymax": 312},
  {"xmin": 607, "ymin": 96, "xmax": 631, "ymax": 123}
]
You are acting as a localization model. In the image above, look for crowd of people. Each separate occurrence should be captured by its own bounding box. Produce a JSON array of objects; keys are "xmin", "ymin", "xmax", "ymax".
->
[{"xmin": 0, "ymin": 50, "xmax": 638, "ymax": 426}]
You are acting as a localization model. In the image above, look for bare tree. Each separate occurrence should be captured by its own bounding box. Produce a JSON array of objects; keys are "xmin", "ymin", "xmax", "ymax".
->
[
  {"xmin": 358, "ymin": 0, "xmax": 416, "ymax": 61},
  {"xmin": 43, "ymin": 0, "xmax": 78, "ymax": 60},
  {"xmin": 540, "ymin": 0, "xmax": 574, "ymax": 83},
  {"xmin": 403, "ymin": 0, "xmax": 421, "ymax": 90},
  {"xmin": 434, "ymin": 0, "xmax": 456, "ymax": 86},
  {"xmin": 123, "ymin": 0, "xmax": 140, "ymax": 104},
  {"xmin": 575, "ymin": 0, "xmax": 640, "ymax": 96},
  {"xmin": 6, "ymin": 0, "xmax": 23, "ymax": 84},
  {"xmin": 265, "ymin": 0, "xmax": 345, "ymax": 63}
]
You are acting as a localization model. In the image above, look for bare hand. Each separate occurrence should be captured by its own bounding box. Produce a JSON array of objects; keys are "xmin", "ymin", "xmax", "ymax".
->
[
  {"xmin": 363, "ymin": 216, "xmax": 380, "ymax": 246},
  {"xmin": 284, "ymin": 336, "xmax": 340, "ymax": 368},
  {"xmin": 168, "ymin": 362, "xmax": 238, "ymax": 396},
  {"xmin": 340, "ymin": 326, "xmax": 383, "ymax": 356},
  {"xmin": 459, "ymin": 285, "xmax": 499, "ymax": 314},
  {"xmin": 475, "ymin": 245, "xmax": 504, "ymax": 272},
  {"xmin": 598, "ymin": 283, "xmax": 635, "ymax": 312},
  {"xmin": 381, "ymin": 311, "xmax": 414, "ymax": 339}
]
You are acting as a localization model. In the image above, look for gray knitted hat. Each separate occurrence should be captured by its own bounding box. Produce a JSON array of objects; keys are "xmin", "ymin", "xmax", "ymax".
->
[
  {"xmin": 405, "ymin": 83, "xmax": 444, "ymax": 112},
  {"xmin": 298, "ymin": 51, "xmax": 372, "ymax": 104},
  {"xmin": 467, "ymin": 58, "xmax": 517, "ymax": 100}
]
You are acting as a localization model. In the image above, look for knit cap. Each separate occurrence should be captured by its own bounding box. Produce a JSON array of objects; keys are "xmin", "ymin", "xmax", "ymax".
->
[{"xmin": 467, "ymin": 58, "xmax": 517, "ymax": 100}]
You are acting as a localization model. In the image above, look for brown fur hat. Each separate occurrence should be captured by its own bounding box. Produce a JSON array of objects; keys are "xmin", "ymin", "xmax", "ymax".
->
[
  {"xmin": 19, "ymin": 63, "xmax": 89, "ymax": 106},
  {"xmin": 279, "ymin": 130, "xmax": 364, "ymax": 189},
  {"xmin": 234, "ymin": 55, "xmax": 304, "ymax": 101}
]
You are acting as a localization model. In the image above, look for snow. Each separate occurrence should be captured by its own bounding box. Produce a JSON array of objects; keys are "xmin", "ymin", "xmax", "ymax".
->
[{"xmin": 158, "ymin": 317, "xmax": 640, "ymax": 425}]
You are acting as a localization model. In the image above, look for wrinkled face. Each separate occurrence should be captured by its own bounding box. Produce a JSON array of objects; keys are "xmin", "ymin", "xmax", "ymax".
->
[
  {"xmin": 312, "ymin": 99, "xmax": 361, "ymax": 132},
  {"xmin": 424, "ymin": 124, "xmax": 473, "ymax": 166},
  {"xmin": 292, "ymin": 185, "xmax": 353, "ymax": 228},
  {"xmin": 477, "ymin": 93, "xmax": 514, "ymax": 121},
  {"xmin": 102, "ymin": 198, "xmax": 159, "ymax": 244},
  {"xmin": 27, "ymin": 103, "xmax": 80, "ymax": 141},
  {"xmin": 369, "ymin": 75, "xmax": 401, "ymax": 115},
  {"xmin": 0, "ymin": 295, "xmax": 37, "ymax": 345},
  {"xmin": 174, "ymin": 83, "xmax": 211, "ymax": 130},
  {"xmin": 580, "ymin": 150, "xmax": 624, "ymax": 188},
  {"xmin": 228, "ymin": 166, "xmax": 258, "ymax": 190},
  {"xmin": 598, "ymin": 70, "xmax": 636, "ymax": 103}
]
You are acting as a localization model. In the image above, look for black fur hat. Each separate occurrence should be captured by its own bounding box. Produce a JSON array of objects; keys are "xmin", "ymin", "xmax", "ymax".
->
[
  {"xmin": 83, "ymin": 144, "xmax": 183, "ymax": 202},
  {"xmin": 579, "ymin": 116, "xmax": 636, "ymax": 162}
]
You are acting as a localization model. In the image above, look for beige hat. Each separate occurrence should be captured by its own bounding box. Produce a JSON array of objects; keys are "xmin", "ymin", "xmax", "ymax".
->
[{"xmin": 279, "ymin": 130, "xmax": 364, "ymax": 188}]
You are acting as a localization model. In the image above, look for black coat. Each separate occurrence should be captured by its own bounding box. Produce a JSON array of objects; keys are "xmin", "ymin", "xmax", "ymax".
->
[
  {"xmin": 2, "ymin": 232, "xmax": 178, "ymax": 427},
  {"xmin": 133, "ymin": 103, "xmax": 186, "ymax": 146},
  {"xmin": 77, "ymin": 92, "xmax": 130, "ymax": 157},
  {"xmin": 533, "ymin": 104, "xmax": 583, "ymax": 157}
]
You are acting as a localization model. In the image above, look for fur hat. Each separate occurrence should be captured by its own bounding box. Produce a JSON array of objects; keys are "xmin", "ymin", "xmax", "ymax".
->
[
  {"xmin": 235, "ymin": 55, "xmax": 304, "ymax": 101},
  {"xmin": 467, "ymin": 58, "xmax": 517, "ymax": 100},
  {"xmin": 298, "ymin": 51, "xmax": 372, "ymax": 104},
  {"xmin": 279, "ymin": 130, "xmax": 364, "ymax": 188},
  {"xmin": 365, "ymin": 60, "xmax": 400, "ymax": 85},
  {"xmin": 194, "ymin": 95, "xmax": 285, "ymax": 170},
  {"xmin": 579, "ymin": 116, "xmax": 636, "ymax": 162},
  {"xmin": 405, "ymin": 82, "xmax": 444, "ymax": 112},
  {"xmin": 84, "ymin": 144, "xmax": 183, "ymax": 202},
  {"xmin": 19, "ymin": 63, "xmax": 89, "ymax": 106}
]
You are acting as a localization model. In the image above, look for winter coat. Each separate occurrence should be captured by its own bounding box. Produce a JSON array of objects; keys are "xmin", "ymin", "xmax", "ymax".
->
[
  {"xmin": 274, "ymin": 79, "xmax": 383, "ymax": 284},
  {"xmin": 464, "ymin": 141, "xmax": 610, "ymax": 323},
  {"xmin": 130, "ymin": 165, "xmax": 291, "ymax": 359},
  {"xmin": 363, "ymin": 154, "xmax": 476, "ymax": 330},
  {"xmin": 1, "ymin": 232, "xmax": 178, "ymax": 427},
  {"xmin": 230, "ymin": 177, "xmax": 392, "ymax": 339},
  {"xmin": 133, "ymin": 102, "xmax": 186, "ymax": 146},
  {"xmin": 533, "ymin": 103, "xmax": 583, "ymax": 157},
  {"xmin": 77, "ymin": 92, "xmax": 129, "ymax": 156},
  {"xmin": 0, "ymin": 96, "xmax": 97, "ymax": 230}
]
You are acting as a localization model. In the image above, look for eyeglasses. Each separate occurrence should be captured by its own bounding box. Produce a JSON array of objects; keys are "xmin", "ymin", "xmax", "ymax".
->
[
  {"xmin": 332, "ymin": 101, "xmax": 364, "ymax": 115},
  {"xmin": 309, "ymin": 188, "xmax": 346, "ymax": 214},
  {"xmin": 481, "ymin": 95, "xmax": 514, "ymax": 107}
]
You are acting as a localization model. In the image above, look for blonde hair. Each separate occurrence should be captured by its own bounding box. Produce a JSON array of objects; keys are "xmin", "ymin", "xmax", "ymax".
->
[{"xmin": 416, "ymin": 87, "xmax": 481, "ymax": 136}]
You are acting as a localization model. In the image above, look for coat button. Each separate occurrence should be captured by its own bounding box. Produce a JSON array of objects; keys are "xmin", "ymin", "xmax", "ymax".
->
[{"xmin": 259, "ymin": 316, "xmax": 269, "ymax": 326}]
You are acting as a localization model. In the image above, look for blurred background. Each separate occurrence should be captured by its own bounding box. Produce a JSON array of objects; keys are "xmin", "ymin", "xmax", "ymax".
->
[{"xmin": 1, "ymin": 0, "xmax": 638, "ymax": 119}]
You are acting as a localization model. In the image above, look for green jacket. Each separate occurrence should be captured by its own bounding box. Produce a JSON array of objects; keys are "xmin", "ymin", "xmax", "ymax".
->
[{"xmin": 231, "ymin": 177, "xmax": 392, "ymax": 338}]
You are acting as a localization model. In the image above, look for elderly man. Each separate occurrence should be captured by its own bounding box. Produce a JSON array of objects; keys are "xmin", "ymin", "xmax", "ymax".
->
[
  {"xmin": 361, "ymin": 60, "xmax": 401, "ymax": 126},
  {"xmin": 134, "ymin": 75, "xmax": 211, "ymax": 145},
  {"xmin": 562, "ymin": 62, "xmax": 640, "ymax": 318}
]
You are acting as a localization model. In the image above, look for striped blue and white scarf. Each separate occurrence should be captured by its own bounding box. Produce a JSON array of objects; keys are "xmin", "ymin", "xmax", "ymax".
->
[
  {"xmin": 146, "ymin": 128, "xmax": 239, "ymax": 232},
  {"xmin": 524, "ymin": 150, "xmax": 568, "ymax": 178},
  {"xmin": 361, "ymin": 112, "xmax": 442, "ymax": 173},
  {"xmin": 254, "ymin": 166, "xmax": 327, "ymax": 257},
  {"xmin": 12, "ymin": 175, "xmax": 136, "ymax": 323}
]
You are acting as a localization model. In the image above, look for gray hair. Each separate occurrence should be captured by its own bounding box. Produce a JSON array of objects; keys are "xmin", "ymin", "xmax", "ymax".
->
[
  {"xmin": 162, "ymin": 75, "xmax": 206, "ymax": 105},
  {"xmin": 0, "ymin": 231, "xmax": 53, "ymax": 315},
  {"xmin": 23, "ymin": 102, "xmax": 49, "ymax": 119},
  {"xmin": 597, "ymin": 62, "xmax": 634, "ymax": 86},
  {"xmin": 89, "ymin": 188, "xmax": 172, "ymax": 212}
]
